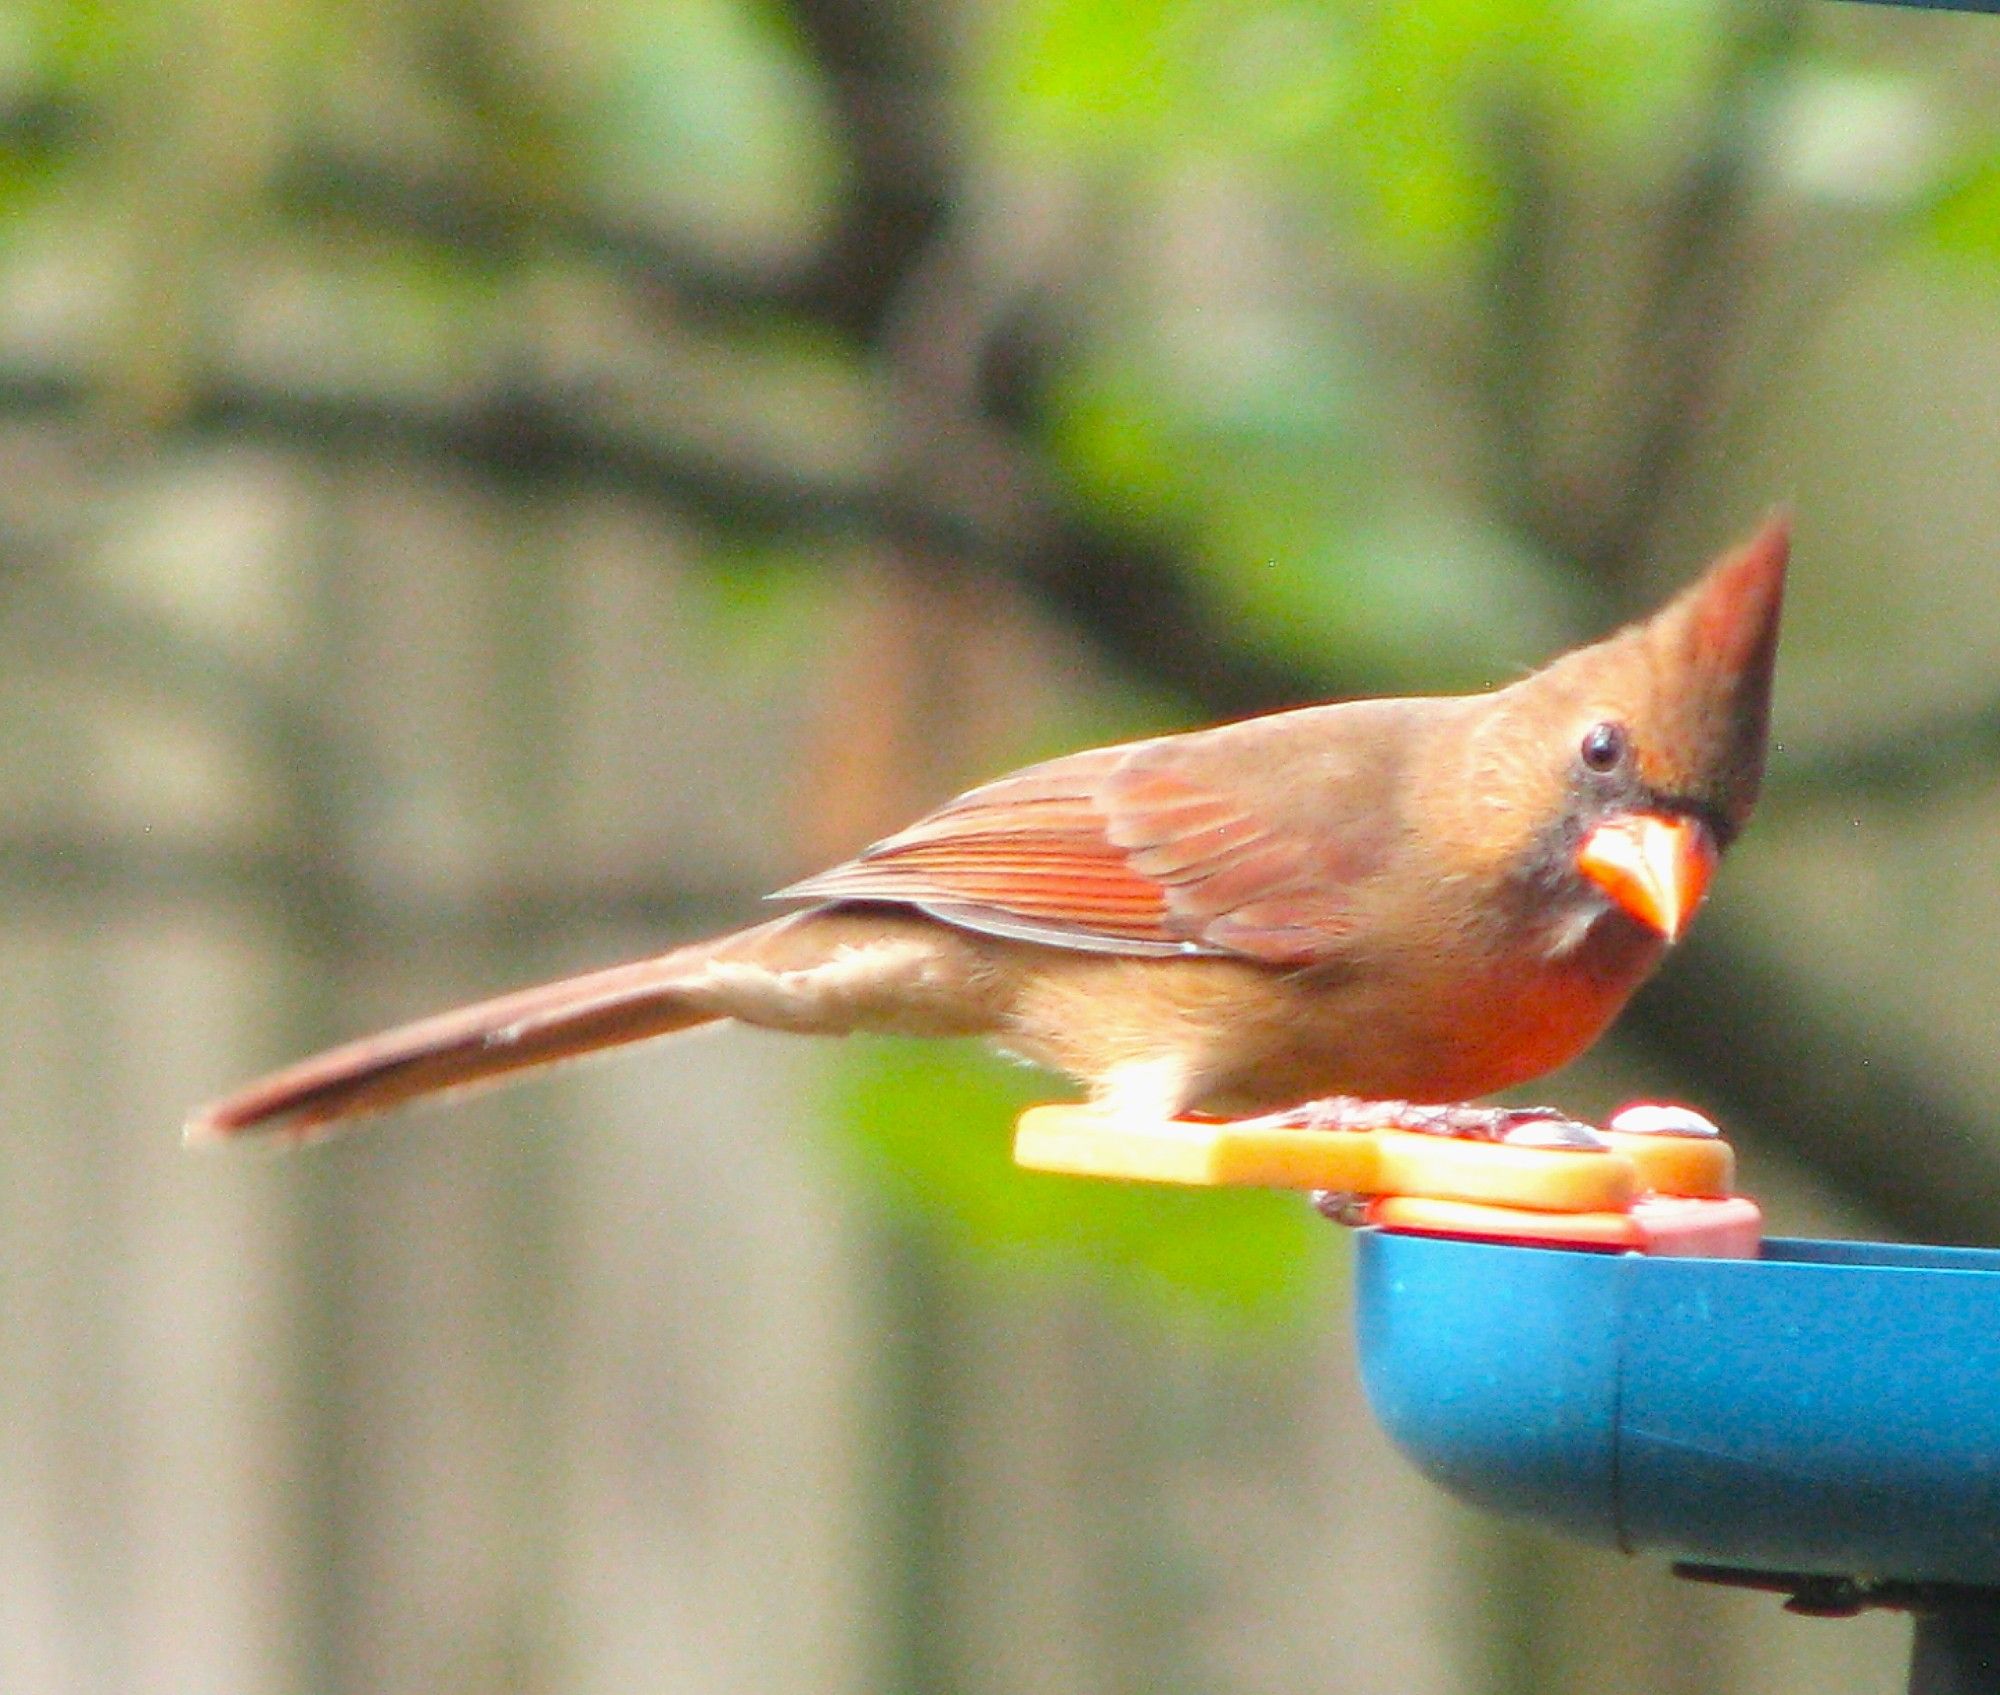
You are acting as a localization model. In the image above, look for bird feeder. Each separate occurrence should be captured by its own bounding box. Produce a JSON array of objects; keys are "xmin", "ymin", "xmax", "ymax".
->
[{"xmin": 1016, "ymin": 1105, "xmax": 2000, "ymax": 1694}]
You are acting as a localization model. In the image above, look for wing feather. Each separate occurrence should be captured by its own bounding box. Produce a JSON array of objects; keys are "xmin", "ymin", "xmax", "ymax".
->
[{"xmin": 777, "ymin": 704, "xmax": 1417, "ymax": 965}]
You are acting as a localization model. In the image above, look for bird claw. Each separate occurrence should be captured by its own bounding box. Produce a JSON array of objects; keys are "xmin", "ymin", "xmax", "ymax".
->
[
  {"xmin": 1311, "ymin": 1190, "xmax": 1368, "ymax": 1225},
  {"xmin": 1241, "ymin": 1097, "xmax": 1606, "ymax": 1148},
  {"xmin": 1498, "ymin": 1113, "xmax": 1610, "ymax": 1151},
  {"xmin": 1227, "ymin": 1096, "xmax": 1387, "ymax": 1135}
]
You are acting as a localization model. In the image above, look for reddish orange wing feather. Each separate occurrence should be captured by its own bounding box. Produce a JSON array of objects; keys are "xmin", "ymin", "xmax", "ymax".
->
[
  {"xmin": 777, "ymin": 715, "xmax": 1394, "ymax": 966},
  {"xmin": 779, "ymin": 747, "xmax": 1182, "ymax": 950},
  {"xmin": 1099, "ymin": 744, "xmax": 1366, "ymax": 960}
]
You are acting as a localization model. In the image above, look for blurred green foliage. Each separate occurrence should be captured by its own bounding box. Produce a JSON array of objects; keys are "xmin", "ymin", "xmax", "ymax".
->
[
  {"xmin": 1047, "ymin": 340, "xmax": 1581, "ymax": 687},
  {"xmin": 829, "ymin": 1038, "xmax": 1334, "ymax": 1324},
  {"xmin": 988, "ymin": 0, "xmax": 1731, "ymax": 249},
  {"xmin": 1925, "ymin": 154, "xmax": 2000, "ymax": 270},
  {"xmin": 594, "ymin": 0, "xmax": 838, "ymax": 253}
]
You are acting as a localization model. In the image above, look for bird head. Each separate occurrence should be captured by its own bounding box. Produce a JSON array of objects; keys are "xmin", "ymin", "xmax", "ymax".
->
[{"xmin": 1490, "ymin": 513, "xmax": 1788, "ymax": 947}]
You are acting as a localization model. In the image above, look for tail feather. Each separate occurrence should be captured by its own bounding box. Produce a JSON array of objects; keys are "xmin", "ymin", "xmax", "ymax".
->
[
  {"xmin": 186, "ymin": 939, "xmax": 732, "ymax": 1144},
  {"xmin": 185, "ymin": 908, "xmax": 1009, "ymax": 1144}
]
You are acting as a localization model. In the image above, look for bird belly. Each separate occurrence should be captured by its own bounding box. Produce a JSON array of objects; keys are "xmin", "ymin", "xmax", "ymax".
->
[{"xmin": 999, "ymin": 942, "xmax": 1652, "ymax": 1117}]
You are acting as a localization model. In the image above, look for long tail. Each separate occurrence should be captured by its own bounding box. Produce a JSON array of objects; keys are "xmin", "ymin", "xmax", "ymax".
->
[
  {"xmin": 185, "ymin": 909, "xmax": 1002, "ymax": 1144},
  {"xmin": 186, "ymin": 938, "xmax": 743, "ymax": 1144}
]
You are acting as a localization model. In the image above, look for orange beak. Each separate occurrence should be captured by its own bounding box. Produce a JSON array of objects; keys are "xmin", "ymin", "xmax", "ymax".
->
[{"xmin": 1575, "ymin": 813, "xmax": 1717, "ymax": 943}]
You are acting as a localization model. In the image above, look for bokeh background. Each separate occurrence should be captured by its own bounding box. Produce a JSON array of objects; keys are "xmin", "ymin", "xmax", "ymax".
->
[{"xmin": 5, "ymin": 0, "xmax": 2000, "ymax": 1689}]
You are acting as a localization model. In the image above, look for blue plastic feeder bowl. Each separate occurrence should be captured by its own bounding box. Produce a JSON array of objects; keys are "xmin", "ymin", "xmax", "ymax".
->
[{"xmin": 1354, "ymin": 1233, "xmax": 2000, "ymax": 1585}]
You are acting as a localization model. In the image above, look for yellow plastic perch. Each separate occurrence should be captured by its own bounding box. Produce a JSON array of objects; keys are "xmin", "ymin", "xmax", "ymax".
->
[{"xmin": 1012, "ymin": 1104, "xmax": 1735, "ymax": 1210}]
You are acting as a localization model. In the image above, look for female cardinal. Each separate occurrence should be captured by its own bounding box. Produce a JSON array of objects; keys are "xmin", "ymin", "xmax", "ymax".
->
[{"xmin": 188, "ymin": 516, "xmax": 1786, "ymax": 1144}]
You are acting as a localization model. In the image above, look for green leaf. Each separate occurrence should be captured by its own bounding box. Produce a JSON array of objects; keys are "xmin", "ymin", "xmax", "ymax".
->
[
  {"xmin": 593, "ymin": 0, "xmax": 838, "ymax": 255},
  {"xmin": 683, "ymin": 539, "xmax": 847, "ymax": 676},
  {"xmin": 1047, "ymin": 362, "xmax": 1205, "ymax": 529},
  {"xmin": 1046, "ymin": 318, "xmax": 1575, "ymax": 690},
  {"xmin": 1340, "ymin": 0, "xmax": 1510, "ymax": 261},
  {"xmin": 1305, "ymin": 506, "xmax": 1581, "ymax": 683},
  {"xmin": 984, "ymin": 0, "xmax": 1181, "ymax": 151},
  {"xmin": 1522, "ymin": 0, "xmax": 1726, "ymax": 150},
  {"xmin": 1047, "ymin": 314, "xmax": 1363, "ymax": 525},
  {"xmin": 1921, "ymin": 152, "xmax": 2000, "ymax": 272},
  {"xmin": 32, "ymin": 0, "xmax": 146, "ymax": 87},
  {"xmin": 991, "ymin": 0, "xmax": 1734, "ymax": 272},
  {"xmin": 826, "ymin": 1038, "xmax": 1335, "ymax": 1327}
]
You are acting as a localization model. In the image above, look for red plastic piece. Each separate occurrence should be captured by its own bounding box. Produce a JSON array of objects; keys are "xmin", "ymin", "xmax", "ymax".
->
[{"xmin": 1365, "ymin": 1193, "xmax": 1764, "ymax": 1257}]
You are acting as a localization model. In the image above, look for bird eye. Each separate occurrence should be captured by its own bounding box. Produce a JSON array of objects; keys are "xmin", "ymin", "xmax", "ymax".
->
[{"xmin": 1580, "ymin": 721, "xmax": 1628, "ymax": 772}]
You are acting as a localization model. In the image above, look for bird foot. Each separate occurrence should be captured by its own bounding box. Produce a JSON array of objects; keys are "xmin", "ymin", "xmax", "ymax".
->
[
  {"xmin": 1312, "ymin": 1191, "xmax": 1371, "ymax": 1225},
  {"xmin": 1239, "ymin": 1096, "xmax": 1607, "ymax": 1149}
]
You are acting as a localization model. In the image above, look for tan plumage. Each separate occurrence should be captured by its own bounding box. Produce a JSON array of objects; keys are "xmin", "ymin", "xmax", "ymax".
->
[{"xmin": 187, "ymin": 515, "xmax": 1788, "ymax": 1143}]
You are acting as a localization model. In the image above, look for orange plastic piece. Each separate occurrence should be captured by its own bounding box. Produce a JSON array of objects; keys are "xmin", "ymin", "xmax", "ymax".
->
[
  {"xmin": 1603, "ymin": 1130, "xmax": 1733, "ymax": 1199},
  {"xmin": 1013, "ymin": 1106, "xmax": 1382, "ymax": 1189},
  {"xmin": 1368, "ymin": 1129, "xmax": 1640, "ymax": 1213},
  {"xmin": 1011, "ymin": 1103, "xmax": 1758, "ymax": 1256},
  {"xmin": 1015, "ymin": 1105, "xmax": 1645, "ymax": 1212}
]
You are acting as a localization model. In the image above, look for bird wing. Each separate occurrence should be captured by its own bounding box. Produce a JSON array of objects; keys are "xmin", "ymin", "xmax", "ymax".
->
[{"xmin": 775, "ymin": 703, "xmax": 1410, "ymax": 966}]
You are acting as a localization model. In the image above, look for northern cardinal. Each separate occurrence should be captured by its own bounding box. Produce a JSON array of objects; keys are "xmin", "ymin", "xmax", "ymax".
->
[{"xmin": 188, "ymin": 516, "xmax": 1786, "ymax": 1144}]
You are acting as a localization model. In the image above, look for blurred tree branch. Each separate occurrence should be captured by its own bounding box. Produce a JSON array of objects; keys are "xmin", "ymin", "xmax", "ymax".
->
[
  {"xmin": 0, "ymin": 829, "xmax": 743, "ymax": 942},
  {"xmin": 276, "ymin": 146, "xmax": 800, "ymax": 317},
  {"xmin": 786, "ymin": 0, "xmax": 954, "ymax": 341},
  {"xmin": 1768, "ymin": 703, "xmax": 2000, "ymax": 807},
  {"xmin": 1574, "ymin": 0, "xmax": 1807, "ymax": 585}
]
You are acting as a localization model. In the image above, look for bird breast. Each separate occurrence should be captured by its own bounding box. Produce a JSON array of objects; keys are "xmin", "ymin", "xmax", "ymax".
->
[{"xmin": 996, "ymin": 906, "xmax": 1664, "ymax": 1116}]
